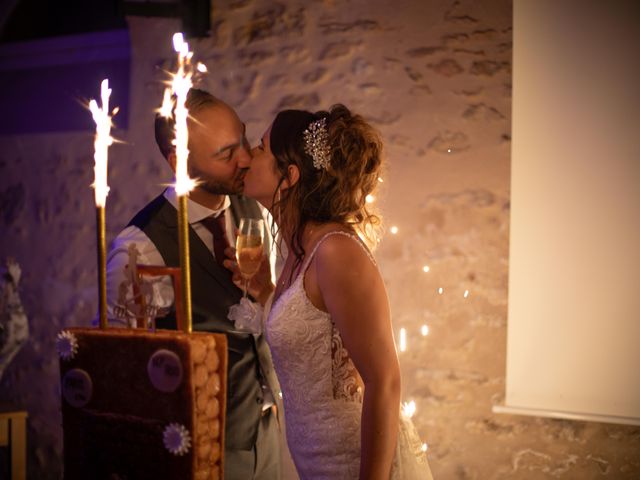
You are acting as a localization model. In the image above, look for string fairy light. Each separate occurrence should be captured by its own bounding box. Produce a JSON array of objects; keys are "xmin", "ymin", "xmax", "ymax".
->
[
  {"xmin": 399, "ymin": 327, "xmax": 407, "ymax": 352},
  {"xmin": 382, "ymin": 211, "xmax": 479, "ymax": 457},
  {"xmin": 365, "ymin": 194, "xmax": 375, "ymax": 203},
  {"xmin": 402, "ymin": 400, "xmax": 416, "ymax": 418},
  {"xmin": 377, "ymin": 175, "xmax": 482, "ymax": 464}
]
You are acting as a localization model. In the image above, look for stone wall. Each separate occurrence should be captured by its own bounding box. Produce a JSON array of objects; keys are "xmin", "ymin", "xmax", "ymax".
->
[{"xmin": 0, "ymin": 0, "xmax": 638, "ymax": 478}]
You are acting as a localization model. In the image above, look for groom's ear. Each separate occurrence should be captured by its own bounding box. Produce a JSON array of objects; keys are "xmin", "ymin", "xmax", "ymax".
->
[
  {"xmin": 167, "ymin": 151, "xmax": 177, "ymax": 173},
  {"xmin": 281, "ymin": 165, "xmax": 300, "ymax": 190}
]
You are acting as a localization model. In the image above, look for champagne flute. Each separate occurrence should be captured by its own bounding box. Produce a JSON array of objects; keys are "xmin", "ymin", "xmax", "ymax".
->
[{"xmin": 235, "ymin": 218, "xmax": 264, "ymax": 299}]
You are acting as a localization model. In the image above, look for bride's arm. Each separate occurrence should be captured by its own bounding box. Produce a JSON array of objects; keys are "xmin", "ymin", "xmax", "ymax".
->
[{"xmin": 313, "ymin": 236, "xmax": 401, "ymax": 480}]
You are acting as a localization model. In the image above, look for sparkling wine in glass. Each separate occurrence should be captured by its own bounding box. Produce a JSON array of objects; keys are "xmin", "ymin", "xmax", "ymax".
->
[{"xmin": 235, "ymin": 218, "xmax": 264, "ymax": 298}]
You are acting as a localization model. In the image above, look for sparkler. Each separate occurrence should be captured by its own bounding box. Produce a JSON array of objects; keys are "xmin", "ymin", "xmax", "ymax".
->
[
  {"xmin": 89, "ymin": 79, "xmax": 115, "ymax": 329},
  {"xmin": 167, "ymin": 32, "xmax": 196, "ymax": 333}
]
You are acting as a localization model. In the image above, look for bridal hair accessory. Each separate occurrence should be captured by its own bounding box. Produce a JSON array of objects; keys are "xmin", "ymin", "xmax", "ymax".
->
[{"xmin": 303, "ymin": 117, "xmax": 331, "ymax": 170}]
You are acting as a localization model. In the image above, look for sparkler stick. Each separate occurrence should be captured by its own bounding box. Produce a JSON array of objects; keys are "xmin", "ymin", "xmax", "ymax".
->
[
  {"xmin": 89, "ymin": 79, "xmax": 114, "ymax": 329},
  {"xmin": 169, "ymin": 33, "xmax": 196, "ymax": 333}
]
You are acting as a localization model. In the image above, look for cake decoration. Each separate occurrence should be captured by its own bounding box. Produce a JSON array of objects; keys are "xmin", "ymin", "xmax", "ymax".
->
[
  {"xmin": 61, "ymin": 368, "xmax": 93, "ymax": 408},
  {"xmin": 147, "ymin": 348, "xmax": 184, "ymax": 392},
  {"xmin": 163, "ymin": 422, "xmax": 192, "ymax": 456},
  {"xmin": 56, "ymin": 330, "xmax": 79, "ymax": 360},
  {"xmin": 113, "ymin": 244, "xmax": 171, "ymax": 328},
  {"xmin": 60, "ymin": 329, "xmax": 227, "ymax": 479}
]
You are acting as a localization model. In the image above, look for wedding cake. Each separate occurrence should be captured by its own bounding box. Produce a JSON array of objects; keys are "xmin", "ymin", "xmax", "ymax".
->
[{"xmin": 58, "ymin": 327, "xmax": 227, "ymax": 480}]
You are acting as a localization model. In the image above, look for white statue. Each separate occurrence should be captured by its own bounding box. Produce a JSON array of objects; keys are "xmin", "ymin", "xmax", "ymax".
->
[{"xmin": 0, "ymin": 258, "xmax": 29, "ymax": 380}]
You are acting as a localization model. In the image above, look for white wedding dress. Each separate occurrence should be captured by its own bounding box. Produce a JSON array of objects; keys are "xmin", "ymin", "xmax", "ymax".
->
[{"xmin": 266, "ymin": 232, "xmax": 433, "ymax": 479}]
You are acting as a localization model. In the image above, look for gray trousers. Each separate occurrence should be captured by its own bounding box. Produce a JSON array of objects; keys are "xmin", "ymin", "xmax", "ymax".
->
[{"xmin": 225, "ymin": 408, "xmax": 281, "ymax": 480}]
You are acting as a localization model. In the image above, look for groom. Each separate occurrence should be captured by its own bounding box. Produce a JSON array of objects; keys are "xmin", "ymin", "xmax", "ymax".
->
[{"xmin": 105, "ymin": 88, "xmax": 281, "ymax": 479}]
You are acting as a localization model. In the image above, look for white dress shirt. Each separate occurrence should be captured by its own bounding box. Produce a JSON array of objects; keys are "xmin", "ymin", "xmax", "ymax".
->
[{"xmin": 105, "ymin": 188, "xmax": 233, "ymax": 324}]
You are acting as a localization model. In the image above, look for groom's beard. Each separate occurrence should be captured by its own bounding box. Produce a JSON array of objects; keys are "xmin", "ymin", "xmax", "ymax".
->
[{"xmin": 189, "ymin": 167, "xmax": 247, "ymax": 196}]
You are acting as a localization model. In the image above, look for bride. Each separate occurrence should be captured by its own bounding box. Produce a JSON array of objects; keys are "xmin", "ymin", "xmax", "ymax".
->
[{"xmin": 232, "ymin": 105, "xmax": 433, "ymax": 479}]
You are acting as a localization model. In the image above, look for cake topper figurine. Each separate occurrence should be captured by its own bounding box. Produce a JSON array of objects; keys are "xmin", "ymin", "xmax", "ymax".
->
[{"xmin": 113, "ymin": 244, "xmax": 170, "ymax": 328}]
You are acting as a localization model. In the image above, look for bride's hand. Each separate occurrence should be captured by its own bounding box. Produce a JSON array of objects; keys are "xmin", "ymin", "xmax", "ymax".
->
[{"xmin": 222, "ymin": 246, "xmax": 274, "ymax": 305}]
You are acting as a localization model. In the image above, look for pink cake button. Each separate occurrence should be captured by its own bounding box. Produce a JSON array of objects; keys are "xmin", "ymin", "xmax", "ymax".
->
[
  {"xmin": 62, "ymin": 369, "xmax": 93, "ymax": 408},
  {"xmin": 148, "ymin": 349, "xmax": 183, "ymax": 393}
]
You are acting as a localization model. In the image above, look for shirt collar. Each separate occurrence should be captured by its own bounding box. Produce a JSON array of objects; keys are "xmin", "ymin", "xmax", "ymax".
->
[{"xmin": 163, "ymin": 187, "xmax": 231, "ymax": 224}]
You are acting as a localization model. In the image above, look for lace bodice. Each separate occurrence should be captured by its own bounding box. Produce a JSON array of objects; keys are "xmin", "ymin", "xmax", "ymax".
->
[{"xmin": 266, "ymin": 231, "xmax": 433, "ymax": 479}]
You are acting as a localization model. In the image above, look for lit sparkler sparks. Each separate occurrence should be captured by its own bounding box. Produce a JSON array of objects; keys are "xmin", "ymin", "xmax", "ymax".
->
[
  {"xmin": 171, "ymin": 32, "xmax": 196, "ymax": 196},
  {"xmin": 89, "ymin": 78, "xmax": 116, "ymax": 328},
  {"xmin": 159, "ymin": 88, "xmax": 174, "ymax": 118},
  {"xmin": 163, "ymin": 32, "xmax": 202, "ymax": 333},
  {"xmin": 89, "ymin": 79, "xmax": 114, "ymax": 208}
]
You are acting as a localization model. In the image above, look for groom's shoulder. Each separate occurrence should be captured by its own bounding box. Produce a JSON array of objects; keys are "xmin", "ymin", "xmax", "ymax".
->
[{"xmin": 127, "ymin": 192, "xmax": 171, "ymax": 230}]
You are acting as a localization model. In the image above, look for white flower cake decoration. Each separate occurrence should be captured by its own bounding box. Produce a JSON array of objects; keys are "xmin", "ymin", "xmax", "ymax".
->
[
  {"xmin": 56, "ymin": 330, "xmax": 79, "ymax": 361},
  {"xmin": 163, "ymin": 423, "xmax": 192, "ymax": 456}
]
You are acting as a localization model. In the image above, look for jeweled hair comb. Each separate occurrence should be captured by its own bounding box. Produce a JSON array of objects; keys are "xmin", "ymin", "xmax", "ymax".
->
[{"xmin": 303, "ymin": 117, "xmax": 331, "ymax": 170}]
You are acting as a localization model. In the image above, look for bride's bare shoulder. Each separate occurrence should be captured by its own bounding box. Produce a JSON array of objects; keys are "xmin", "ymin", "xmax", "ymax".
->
[{"xmin": 314, "ymin": 229, "xmax": 374, "ymax": 271}]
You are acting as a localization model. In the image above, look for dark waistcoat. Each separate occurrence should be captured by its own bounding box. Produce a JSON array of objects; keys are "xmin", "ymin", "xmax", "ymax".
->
[{"xmin": 128, "ymin": 193, "xmax": 275, "ymax": 451}]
